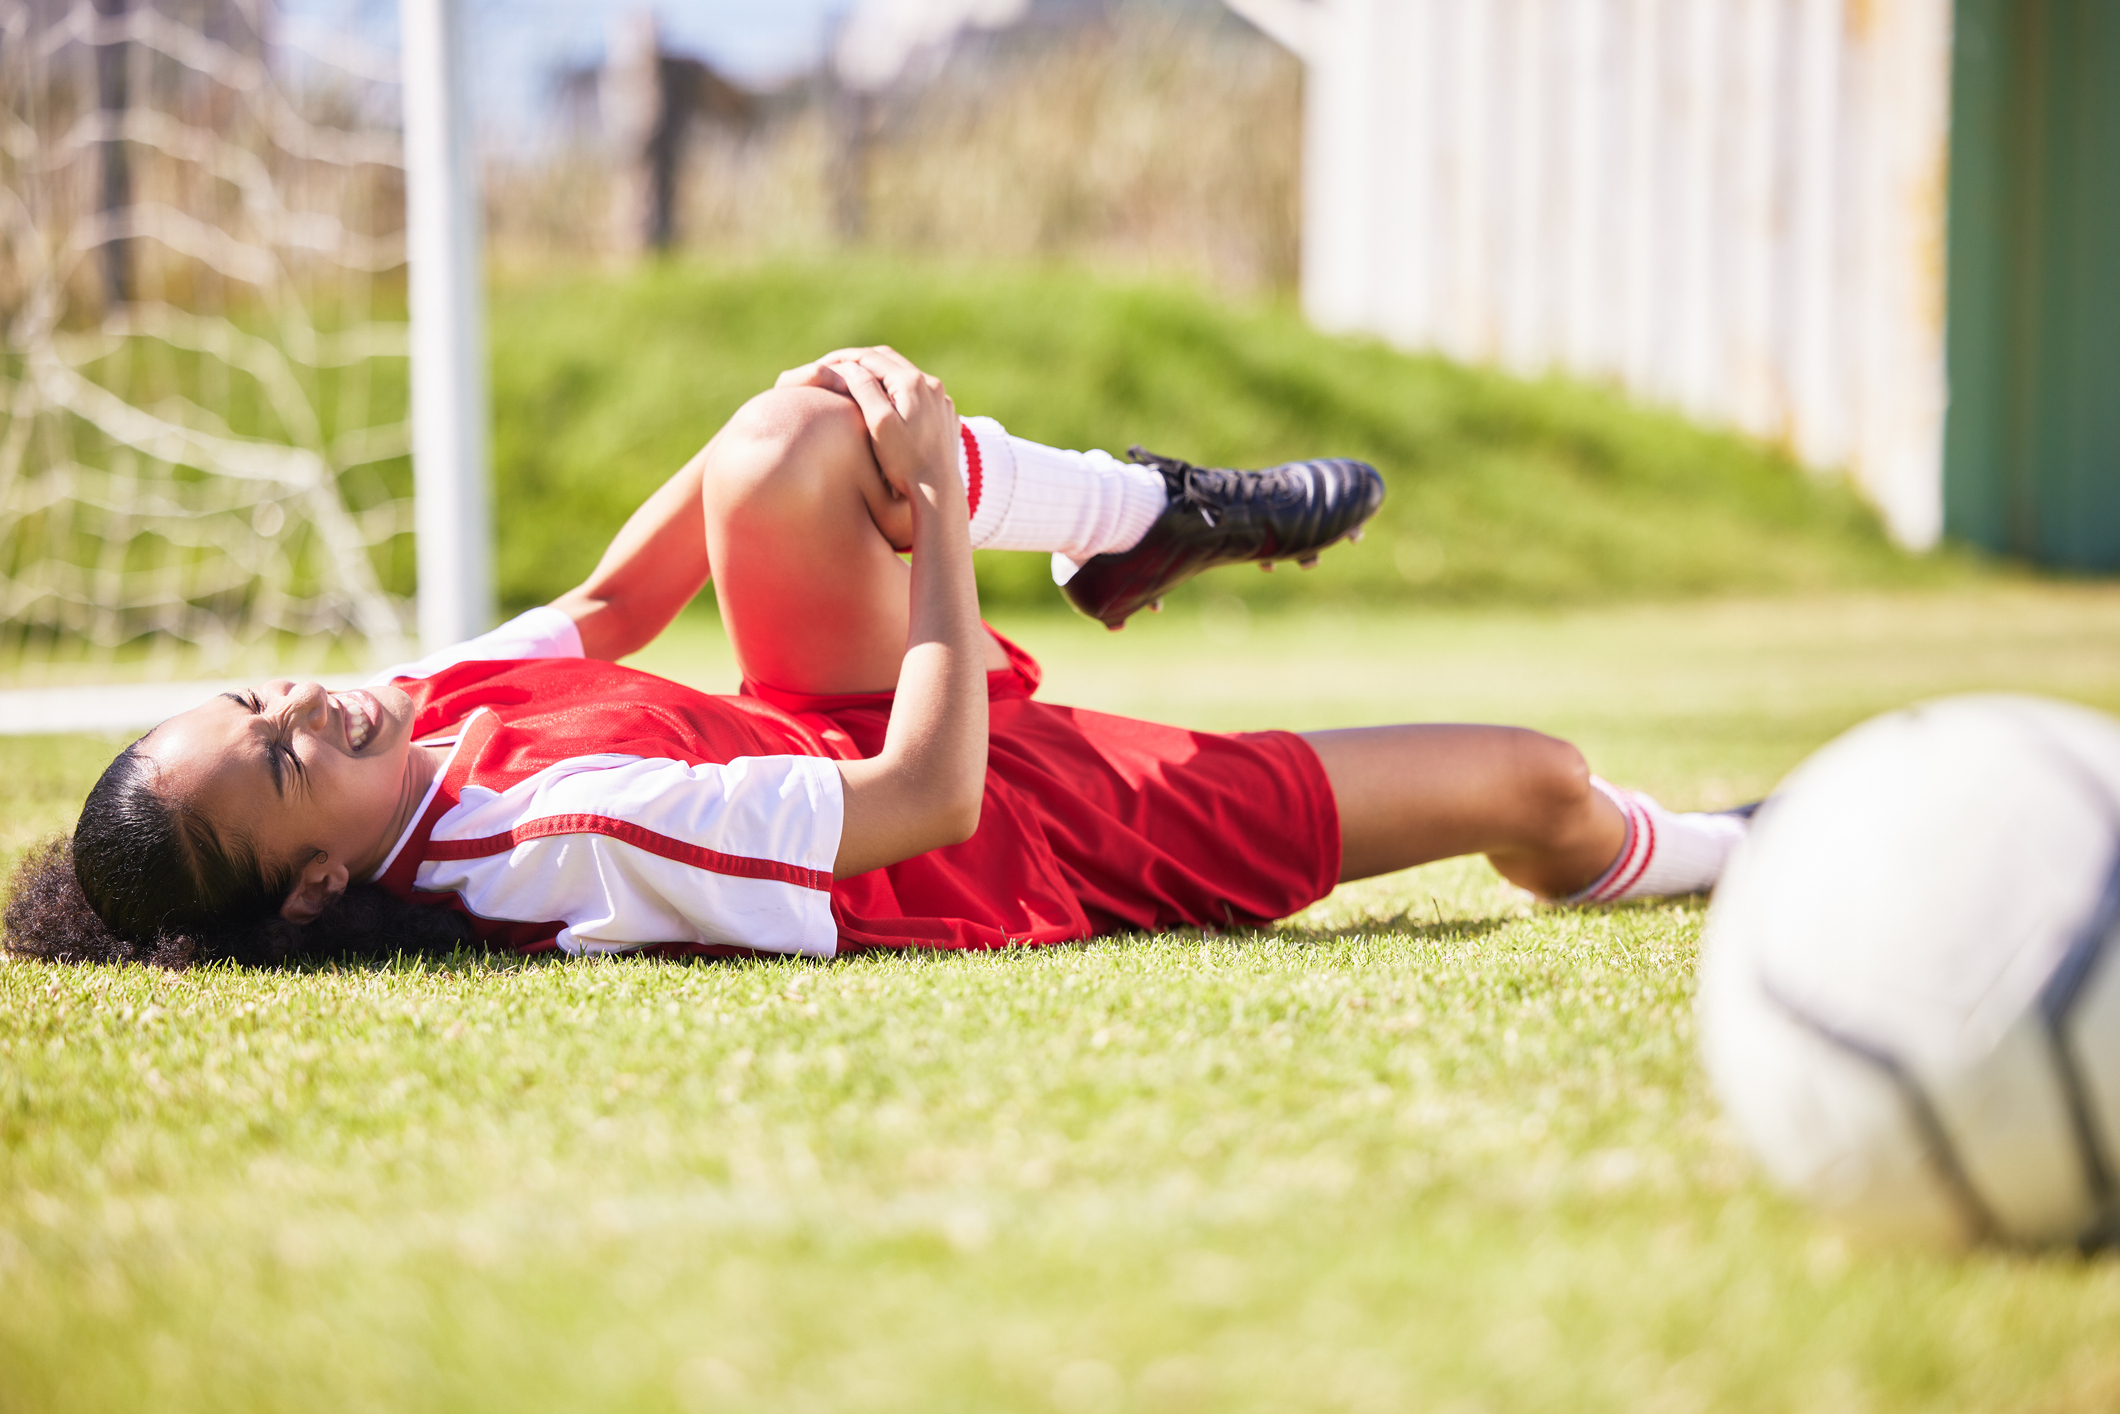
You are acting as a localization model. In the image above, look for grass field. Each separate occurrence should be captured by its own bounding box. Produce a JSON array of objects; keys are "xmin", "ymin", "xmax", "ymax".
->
[{"xmin": 7, "ymin": 585, "xmax": 2120, "ymax": 1413}]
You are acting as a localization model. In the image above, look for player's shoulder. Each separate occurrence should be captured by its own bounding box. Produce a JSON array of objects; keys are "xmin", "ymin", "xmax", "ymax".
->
[{"xmin": 369, "ymin": 605, "xmax": 583, "ymax": 685}]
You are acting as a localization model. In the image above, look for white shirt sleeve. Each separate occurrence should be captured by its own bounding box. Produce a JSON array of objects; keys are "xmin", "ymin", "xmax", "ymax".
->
[
  {"xmin": 413, "ymin": 752, "xmax": 845, "ymax": 958},
  {"xmin": 368, "ymin": 605, "xmax": 584, "ymax": 685}
]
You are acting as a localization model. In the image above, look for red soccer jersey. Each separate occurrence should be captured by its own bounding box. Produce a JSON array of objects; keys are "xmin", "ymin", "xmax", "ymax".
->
[
  {"xmin": 367, "ymin": 609, "xmax": 1341, "ymax": 958},
  {"xmin": 372, "ymin": 649, "xmax": 845, "ymax": 958}
]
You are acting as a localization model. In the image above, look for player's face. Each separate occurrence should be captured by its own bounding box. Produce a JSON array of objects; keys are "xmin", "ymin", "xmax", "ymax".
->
[{"xmin": 141, "ymin": 680, "xmax": 431, "ymax": 888}]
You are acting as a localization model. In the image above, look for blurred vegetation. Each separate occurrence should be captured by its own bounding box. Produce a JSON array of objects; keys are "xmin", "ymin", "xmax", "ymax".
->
[
  {"xmin": 489, "ymin": 256, "xmax": 1976, "ymax": 617},
  {"xmin": 488, "ymin": 4, "xmax": 1300, "ymax": 294}
]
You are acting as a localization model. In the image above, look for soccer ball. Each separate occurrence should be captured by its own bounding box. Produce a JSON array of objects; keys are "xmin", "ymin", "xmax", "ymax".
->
[{"xmin": 1699, "ymin": 695, "xmax": 2120, "ymax": 1248}]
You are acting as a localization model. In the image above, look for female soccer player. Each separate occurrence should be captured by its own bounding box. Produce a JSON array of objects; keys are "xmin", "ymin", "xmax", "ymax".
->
[{"xmin": 4, "ymin": 349, "xmax": 1745, "ymax": 969}]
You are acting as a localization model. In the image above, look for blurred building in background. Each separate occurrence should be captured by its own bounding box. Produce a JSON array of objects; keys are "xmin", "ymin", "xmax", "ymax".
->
[
  {"xmin": 1234, "ymin": 0, "xmax": 1952, "ymax": 550},
  {"xmin": 1233, "ymin": 0, "xmax": 2117, "ymax": 567},
  {"xmin": 1940, "ymin": 0, "xmax": 2119, "ymax": 573}
]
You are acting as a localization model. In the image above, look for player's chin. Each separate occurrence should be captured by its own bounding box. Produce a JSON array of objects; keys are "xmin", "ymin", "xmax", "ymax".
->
[{"xmin": 371, "ymin": 682, "xmax": 418, "ymax": 739}]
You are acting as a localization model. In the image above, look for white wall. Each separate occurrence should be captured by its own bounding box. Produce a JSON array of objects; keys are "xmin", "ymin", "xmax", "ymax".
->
[{"xmin": 1228, "ymin": 0, "xmax": 1953, "ymax": 548}]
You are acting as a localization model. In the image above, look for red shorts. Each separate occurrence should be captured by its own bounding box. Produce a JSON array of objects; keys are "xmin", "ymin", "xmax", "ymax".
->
[{"xmin": 743, "ymin": 629, "xmax": 1342, "ymax": 951}]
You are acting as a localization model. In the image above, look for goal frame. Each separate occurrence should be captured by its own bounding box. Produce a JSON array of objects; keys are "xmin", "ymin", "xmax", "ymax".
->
[
  {"xmin": 400, "ymin": 0, "xmax": 491, "ymax": 653},
  {"xmin": 0, "ymin": 0, "xmax": 490, "ymax": 734}
]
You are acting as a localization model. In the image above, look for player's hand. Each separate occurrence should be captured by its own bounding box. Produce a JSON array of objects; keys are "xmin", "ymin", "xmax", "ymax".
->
[
  {"xmin": 829, "ymin": 350, "xmax": 961, "ymax": 507},
  {"xmin": 775, "ymin": 345, "xmax": 911, "ymax": 398},
  {"xmin": 775, "ymin": 357, "xmax": 851, "ymax": 396}
]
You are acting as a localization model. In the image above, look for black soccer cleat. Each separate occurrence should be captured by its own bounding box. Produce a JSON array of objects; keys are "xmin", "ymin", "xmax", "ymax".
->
[{"xmin": 1059, "ymin": 447, "xmax": 1386, "ymax": 629}]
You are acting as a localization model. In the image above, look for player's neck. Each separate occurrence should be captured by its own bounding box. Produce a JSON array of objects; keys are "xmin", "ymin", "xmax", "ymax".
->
[{"xmin": 358, "ymin": 741, "xmax": 449, "ymax": 880}]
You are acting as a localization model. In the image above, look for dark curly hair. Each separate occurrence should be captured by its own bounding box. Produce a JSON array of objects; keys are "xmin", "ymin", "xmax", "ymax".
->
[{"xmin": 3, "ymin": 738, "xmax": 472, "ymax": 969}]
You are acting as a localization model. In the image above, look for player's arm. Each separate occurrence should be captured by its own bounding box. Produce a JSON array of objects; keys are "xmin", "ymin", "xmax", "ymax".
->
[
  {"xmin": 545, "ymin": 450, "xmax": 714, "ymax": 662},
  {"xmin": 827, "ymin": 352, "xmax": 990, "ymax": 877},
  {"xmin": 550, "ymin": 346, "xmax": 897, "ymax": 661}
]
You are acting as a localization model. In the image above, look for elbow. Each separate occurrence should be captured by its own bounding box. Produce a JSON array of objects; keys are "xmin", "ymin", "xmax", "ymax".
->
[
  {"xmin": 925, "ymin": 776, "xmax": 982, "ymax": 848},
  {"xmin": 912, "ymin": 758, "xmax": 984, "ymax": 849},
  {"xmin": 937, "ymin": 790, "xmax": 983, "ymax": 847}
]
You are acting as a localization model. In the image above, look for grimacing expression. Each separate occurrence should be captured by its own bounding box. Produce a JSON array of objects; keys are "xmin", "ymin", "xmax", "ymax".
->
[{"xmin": 140, "ymin": 680, "xmax": 437, "ymax": 909}]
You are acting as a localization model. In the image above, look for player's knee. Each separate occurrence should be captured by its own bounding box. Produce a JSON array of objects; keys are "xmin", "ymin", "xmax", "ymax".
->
[
  {"xmin": 1513, "ymin": 731, "xmax": 1594, "ymax": 828},
  {"xmin": 703, "ymin": 387, "xmax": 868, "ymax": 512},
  {"xmin": 737, "ymin": 386, "xmax": 868, "ymax": 470}
]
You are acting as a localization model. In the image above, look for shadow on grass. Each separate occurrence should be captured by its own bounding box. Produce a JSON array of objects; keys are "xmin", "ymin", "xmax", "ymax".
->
[
  {"xmin": 1276, "ymin": 914, "xmax": 1510, "ymax": 947},
  {"xmin": 268, "ymin": 947, "xmax": 548, "ymax": 978},
  {"xmin": 216, "ymin": 910, "xmax": 1519, "ymax": 979},
  {"xmin": 1064, "ymin": 912, "xmax": 1513, "ymax": 952}
]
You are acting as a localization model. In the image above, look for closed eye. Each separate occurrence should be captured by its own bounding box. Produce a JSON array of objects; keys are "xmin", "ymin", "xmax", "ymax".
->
[
  {"xmin": 278, "ymin": 737, "xmax": 307, "ymax": 787},
  {"xmin": 221, "ymin": 690, "xmax": 300, "ymax": 794}
]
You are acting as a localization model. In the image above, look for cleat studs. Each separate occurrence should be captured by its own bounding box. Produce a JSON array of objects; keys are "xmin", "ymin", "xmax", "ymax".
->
[
  {"xmin": 1259, "ymin": 561, "xmax": 1274, "ymax": 573},
  {"xmin": 1149, "ymin": 597, "xmax": 1164, "ymax": 612},
  {"xmin": 1298, "ymin": 556, "xmax": 1319, "ymax": 569},
  {"xmin": 1347, "ymin": 527, "xmax": 1365, "ymax": 543},
  {"xmin": 1105, "ymin": 620, "xmax": 1126, "ymax": 631}
]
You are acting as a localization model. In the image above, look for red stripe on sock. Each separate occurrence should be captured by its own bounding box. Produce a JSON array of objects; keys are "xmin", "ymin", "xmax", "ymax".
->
[
  {"xmin": 960, "ymin": 421, "xmax": 982, "ymax": 520},
  {"xmin": 1603, "ymin": 800, "xmax": 1658, "ymax": 900},
  {"xmin": 1586, "ymin": 796, "xmax": 1650, "ymax": 903}
]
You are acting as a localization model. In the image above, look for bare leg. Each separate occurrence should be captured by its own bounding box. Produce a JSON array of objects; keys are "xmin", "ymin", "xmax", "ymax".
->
[
  {"xmin": 1301, "ymin": 725, "xmax": 1627, "ymax": 897},
  {"xmin": 697, "ymin": 390, "xmax": 1622, "ymax": 894},
  {"xmin": 699, "ymin": 386, "xmax": 1009, "ymax": 693}
]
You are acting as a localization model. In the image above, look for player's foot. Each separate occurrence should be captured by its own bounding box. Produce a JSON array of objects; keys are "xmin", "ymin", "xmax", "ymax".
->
[{"xmin": 1058, "ymin": 448, "xmax": 1385, "ymax": 629}]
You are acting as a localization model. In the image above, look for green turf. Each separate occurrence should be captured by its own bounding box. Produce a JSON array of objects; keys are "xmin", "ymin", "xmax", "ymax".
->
[
  {"xmin": 487, "ymin": 257, "xmax": 1975, "ymax": 615},
  {"xmin": 7, "ymin": 586, "xmax": 2120, "ymax": 1413}
]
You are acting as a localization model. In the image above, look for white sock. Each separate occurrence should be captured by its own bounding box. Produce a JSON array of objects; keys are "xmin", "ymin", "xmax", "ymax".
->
[
  {"xmin": 958, "ymin": 417, "xmax": 1167, "ymax": 581},
  {"xmin": 1564, "ymin": 777, "xmax": 1748, "ymax": 903}
]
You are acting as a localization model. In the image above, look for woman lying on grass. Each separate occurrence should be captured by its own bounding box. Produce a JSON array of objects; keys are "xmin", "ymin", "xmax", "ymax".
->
[{"xmin": 4, "ymin": 349, "xmax": 1748, "ymax": 969}]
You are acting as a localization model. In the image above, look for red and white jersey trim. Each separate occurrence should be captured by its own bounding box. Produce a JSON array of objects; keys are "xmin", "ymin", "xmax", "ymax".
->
[
  {"xmin": 370, "ymin": 729, "xmax": 471, "ymax": 882},
  {"xmin": 411, "ymin": 746, "xmax": 842, "ymax": 958}
]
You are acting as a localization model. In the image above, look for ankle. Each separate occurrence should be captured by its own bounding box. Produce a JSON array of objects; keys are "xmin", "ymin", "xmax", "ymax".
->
[{"xmin": 1559, "ymin": 779, "xmax": 1749, "ymax": 904}]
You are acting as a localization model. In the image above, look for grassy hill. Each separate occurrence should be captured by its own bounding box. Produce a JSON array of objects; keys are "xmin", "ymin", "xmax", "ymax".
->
[{"xmin": 489, "ymin": 258, "xmax": 1973, "ymax": 616}]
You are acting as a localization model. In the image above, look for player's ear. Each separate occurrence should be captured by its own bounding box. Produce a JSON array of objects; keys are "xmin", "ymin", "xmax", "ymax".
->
[{"xmin": 280, "ymin": 853, "xmax": 349, "ymax": 924}]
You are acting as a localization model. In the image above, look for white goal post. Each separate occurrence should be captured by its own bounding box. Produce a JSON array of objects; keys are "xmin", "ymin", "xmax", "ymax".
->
[{"xmin": 399, "ymin": 0, "xmax": 490, "ymax": 654}]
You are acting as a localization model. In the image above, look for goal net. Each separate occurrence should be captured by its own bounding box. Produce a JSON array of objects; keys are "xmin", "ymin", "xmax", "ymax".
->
[{"xmin": 0, "ymin": 0, "xmax": 413, "ymax": 690}]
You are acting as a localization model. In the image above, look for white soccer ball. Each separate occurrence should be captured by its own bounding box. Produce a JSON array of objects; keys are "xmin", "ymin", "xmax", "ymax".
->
[{"xmin": 1700, "ymin": 694, "xmax": 2120, "ymax": 1248}]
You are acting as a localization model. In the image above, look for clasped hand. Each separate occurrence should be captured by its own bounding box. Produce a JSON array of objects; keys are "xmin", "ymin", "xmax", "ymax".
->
[{"xmin": 777, "ymin": 346, "xmax": 961, "ymax": 507}]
